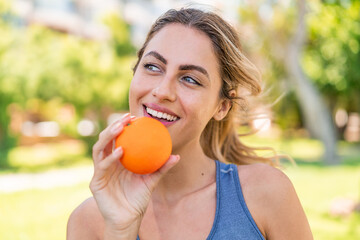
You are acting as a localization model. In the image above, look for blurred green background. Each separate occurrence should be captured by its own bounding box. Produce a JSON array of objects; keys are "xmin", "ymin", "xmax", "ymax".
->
[{"xmin": 0, "ymin": 0, "xmax": 359, "ymax": 239}]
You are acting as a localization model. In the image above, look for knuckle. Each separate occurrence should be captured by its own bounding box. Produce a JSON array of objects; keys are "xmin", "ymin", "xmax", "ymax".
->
[
  {"xmin": 99, "ymin": 131, "xmax": 106, "ymax": 139},
  {"xmin": 92, "ymin": 142, "xmax": 99, "ymax": 152}
]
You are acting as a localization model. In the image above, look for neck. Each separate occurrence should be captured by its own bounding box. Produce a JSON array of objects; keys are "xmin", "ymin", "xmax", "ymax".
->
[{"xmin": 152, "ymin": 140, "xmax": 216, "ymax": 205}]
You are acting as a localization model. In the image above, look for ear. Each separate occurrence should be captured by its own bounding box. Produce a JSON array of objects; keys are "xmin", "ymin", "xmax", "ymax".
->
[{"xmin": 213, "ymin": 90, "xmax": 236, "ymax": 121}]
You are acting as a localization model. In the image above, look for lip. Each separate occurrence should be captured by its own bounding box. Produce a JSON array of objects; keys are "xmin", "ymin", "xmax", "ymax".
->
[
  {"xmin": 142, "ymin": 104, "xmax": 180, "ymax": 127},
  {"xmin": 144, "ymin": 103, "xmax": 179, "ymax": 117}
]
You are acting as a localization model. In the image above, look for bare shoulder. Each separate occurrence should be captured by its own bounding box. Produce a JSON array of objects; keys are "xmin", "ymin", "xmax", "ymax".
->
[
  {"xmin": 237, "ymin": 163, "xmax": 313, "ymax": 240},
  {"xmin": 237, "ymin": 164, "xmax": 293, "ymax": 224},
  {"xmin": 237, "ymin": 163, "xmax": 293, "ymax": 199},
  {"xmin": 67, "ymin": 197, "xmax": 104, "ymax": 240},
  {"xmin": 237, "ymin": 163, "xmax": 283, "ymax": 182}
]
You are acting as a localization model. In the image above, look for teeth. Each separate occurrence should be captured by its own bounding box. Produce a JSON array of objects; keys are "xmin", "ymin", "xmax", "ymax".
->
[{"xmin": 146, "ymin": 107, "xmax": 178, "ymax": 121}]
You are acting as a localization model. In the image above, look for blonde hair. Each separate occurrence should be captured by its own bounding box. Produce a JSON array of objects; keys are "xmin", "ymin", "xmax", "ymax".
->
[{"xmin": 133, "ymin": 8, "xmax": 279, "ymax": 166}]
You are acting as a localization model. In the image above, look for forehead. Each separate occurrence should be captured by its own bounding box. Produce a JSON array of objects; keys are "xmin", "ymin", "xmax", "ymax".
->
[{"xmin": 143, "ymin": 24, "xmax": 220, "ymax": 77}]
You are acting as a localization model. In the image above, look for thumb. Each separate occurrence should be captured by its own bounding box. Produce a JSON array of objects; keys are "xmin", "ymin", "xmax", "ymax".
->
[
  {"xmin": 149, "ymin": 155, "xmax": 180, "ymax": 182},
  {"xmin": 158, "ymin": 154, "xmax": 180, "ymax": 174}
]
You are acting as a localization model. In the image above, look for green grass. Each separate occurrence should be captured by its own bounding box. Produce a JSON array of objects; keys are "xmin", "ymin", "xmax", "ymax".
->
[
  {"xmin": 242, "ymin": 134, "xmax": 360, "ymax": 165},
  {"xmin": 3, "ymin": 140, "xmax": 91, "ymax": 173},
  {"xmin": 241, "ymin": 134, "xmax": 360, "ymax": 238},
  {"xmin": 0, "ymin": 136, "xmax": 359, "ymax": 239},
  {"xmin": 1, "ymin": 164, "xmax": 359, "ymax": 239},
  {"xmin": 0, "ymin": 182, "xmax": 92, "ymax": 240},
  {"xmin": 284, "ymin": 165, "xmax": 360, "ymax": 239}
]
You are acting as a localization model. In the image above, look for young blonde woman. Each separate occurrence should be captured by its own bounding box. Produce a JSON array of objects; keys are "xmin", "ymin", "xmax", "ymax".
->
[{"xmin": 67, "ymin": 8, "xmax": 313, "ymax": 240}]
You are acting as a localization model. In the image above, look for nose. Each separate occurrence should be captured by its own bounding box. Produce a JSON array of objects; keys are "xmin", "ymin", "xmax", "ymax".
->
[{"xmin": 151, "ymin": 76, "xmax": 177, "ymax": 102}]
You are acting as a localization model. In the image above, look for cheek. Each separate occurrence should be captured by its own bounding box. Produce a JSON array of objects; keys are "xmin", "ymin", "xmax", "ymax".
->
[
  {"xmin": 130, "ymin": 70, "xmax": 156, "ymax": 97},
  {"xmin": 181, "ymin": 94, "xmax": 215, "ymax": 127},
  {"xmin": 129, "ymin": 76, "xmax": 148, "ymax": 112}
]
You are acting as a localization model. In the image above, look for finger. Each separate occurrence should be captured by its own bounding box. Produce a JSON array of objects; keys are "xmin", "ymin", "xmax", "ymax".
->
[
  {"xmin": 102, "ymin": 115, "xmax": 137, "ymax": 157},
  {"xmin": 93, "ymin": 113, "xmax": 131, "ymax": 160},
  {"xmin": 96, "ymin": 147, "xmax": 124, "ymax": 174},
  {"xmin": 107, "ymin": 113, "xmax": 132, "ymax": 131},
  {"xmin": 92, "ymin": 113, "xmax": 129, "ymax": 164},
  {"xmin": 102, "ymin": 138, "xmax": 114, "ymax": 157},
  {"xmin": 94, "ymin": 136, "xmax": 115, "ymax": 162},
  {"xmin": 90, "ymin": 148, "xmax": 123, "ymax": 194}
]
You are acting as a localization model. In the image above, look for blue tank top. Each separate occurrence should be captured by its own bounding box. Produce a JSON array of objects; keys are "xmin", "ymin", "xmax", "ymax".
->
[{"xmin": 137, "ymin": 160, "xmax": 265, "ymax": 240}]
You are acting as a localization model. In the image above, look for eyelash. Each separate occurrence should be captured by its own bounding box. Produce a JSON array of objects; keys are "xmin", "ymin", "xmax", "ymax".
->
[
  {"xmin": 143, "ymin": 63, "xmax": 202, "ymax": 86},
  {"xmin": 143, "ymin": 63, "xmax": 161, "ymax": 72},
  {"xmin": 181, "ymin": 76, "xmax": 201, "ymax": 86}
]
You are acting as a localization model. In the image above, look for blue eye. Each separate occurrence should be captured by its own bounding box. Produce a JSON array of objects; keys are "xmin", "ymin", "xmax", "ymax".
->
[
  {"xmin": 144, "ymin": 64, "xmax": 160, "ymax": 72},
  {"xmin": 182, "ymin": 76, "xmax": 200, "ymax": 85}
]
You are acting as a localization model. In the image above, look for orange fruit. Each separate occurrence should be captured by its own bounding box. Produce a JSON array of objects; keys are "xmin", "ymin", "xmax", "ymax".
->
[{"xmin": 115, "ymin": 116, "xmax": 172, "ymax": 174}]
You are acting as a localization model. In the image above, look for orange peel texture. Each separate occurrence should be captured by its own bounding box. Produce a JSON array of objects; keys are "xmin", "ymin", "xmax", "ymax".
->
[{"xmin": 115, "ymin": 117, "xmax": 172, "ymax": 174}]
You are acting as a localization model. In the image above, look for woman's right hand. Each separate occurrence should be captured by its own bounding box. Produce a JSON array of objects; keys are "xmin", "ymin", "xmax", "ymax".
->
[{"xmin": 89, "ymin": 113, "xmax": 180, "ymax": 239}]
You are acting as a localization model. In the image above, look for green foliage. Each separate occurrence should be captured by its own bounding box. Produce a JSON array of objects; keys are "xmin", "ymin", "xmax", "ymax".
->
[
  {"xmin": 304, "ymin": 1, "xmax": 360, "ymax": 112},
  {"xmin": 0, "ymin": 5, "xmax": 17, "ymax": 166},
  {"xmin": 239, "ymin": 1, "xmax": 360, "ymax": 131},
  {"xmin": 239, "ymin": 1, "xmax": 303, "ymax": 130},
  {"xmin": 103, "ymin": 13, "xmax": 136, "ymax": 56},
  {"xmin": 0, "ymin": 6, "xmax": 136, "ymax": 166},
  {"xmin": 1, "ymin": 25, "xmax": 134, "ymax": 111}
]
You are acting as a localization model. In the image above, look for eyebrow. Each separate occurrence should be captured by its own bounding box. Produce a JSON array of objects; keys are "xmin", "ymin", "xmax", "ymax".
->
[
  {"xmin": 144, "ymin": 50, "xmax": 210, "ymax": 80},
  {"xmin": 144, "ymin": 51, "xmax": 167, "ymax": 64},
  {"xmin": 179, "ymin": 64, "xmax": 209, "ymax": 79}
]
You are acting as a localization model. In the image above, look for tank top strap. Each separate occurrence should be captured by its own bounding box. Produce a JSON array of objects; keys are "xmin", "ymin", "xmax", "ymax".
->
[
  {"xmin": 206, "ymin": 161, "xmax": 264, "ymax": 240},
  {"xmin": 138, "ymin": 161, "xmax": 264, "ymax": 240}
]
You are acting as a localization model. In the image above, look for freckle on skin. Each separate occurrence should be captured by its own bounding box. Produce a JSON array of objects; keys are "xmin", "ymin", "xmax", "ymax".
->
[{"xmin": 201, "ymin": 173, "xmax": 204, "ymax": 176}]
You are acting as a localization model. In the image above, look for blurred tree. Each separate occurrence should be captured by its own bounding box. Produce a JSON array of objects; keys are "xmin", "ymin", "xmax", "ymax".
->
[
  {"xmin": 103, "ymin": 13, "xmax": 136, "ymax": 57},
  {"xmin": 239, "ymin": 0, "xmax": 346, "ymax": 164},
  {"xmin": 304, "ymin": 0, "xmax": 360, "ymax": 113},
  {"xmin": 0, "ymin": 2, "xmax": 135, "ymax": 166},
  {"xmin": 0, "ymin": 0, "xmax": 16, "ymax": 167},
  {"xmin": 286, "ymin": 0, "xmax": 338, "ymax": 165}
]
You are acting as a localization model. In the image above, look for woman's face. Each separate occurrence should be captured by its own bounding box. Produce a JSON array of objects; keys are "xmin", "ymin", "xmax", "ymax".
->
[{"xmin": 129, "ymin": 23, "xmax": 225, "ymax": 151}]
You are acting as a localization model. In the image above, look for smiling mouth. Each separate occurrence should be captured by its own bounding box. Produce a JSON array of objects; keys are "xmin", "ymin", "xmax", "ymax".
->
[{"xmin": 143, "ymin": 105, "xmax": 180, "ymax": 122}]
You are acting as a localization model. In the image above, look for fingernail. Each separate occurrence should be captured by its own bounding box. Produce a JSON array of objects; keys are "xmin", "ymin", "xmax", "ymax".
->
[
  {"xmin": 111, "ymin": 122, "xmax": 123, "ymax": 134},
  {"xmin": 171, "ymin": 155, "xmax": 180, "ymax": 162},
  {"xmin": 123, "ymin": 113, "xmax": 131, "ymax": 118},
  {"xmin": 113, "ymin": 147, "xmax": 123, "ymax": 156}
]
